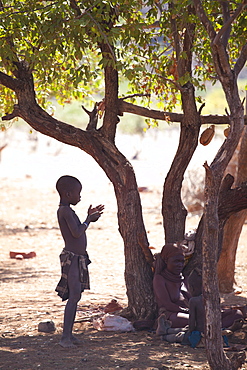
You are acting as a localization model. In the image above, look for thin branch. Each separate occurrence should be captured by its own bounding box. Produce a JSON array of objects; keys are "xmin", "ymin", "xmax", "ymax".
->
[
  {"xmin": 225, "ymin": 107, "xmax": 230, "ymax": 117},
  {"xmin": 156, "ymin": 73, "xmax": 182, "ymax": 90},
  {"xmin": 169, "ymin": 3, "xmax": 180, "ymax": 58},
  {"xmin": 219, "ymin": 1, "xmax": 231, "ymax": 48},
  {"xmin": 69, "ymin": 0, "xmax": 116, "ymax": 62},
  {"xmin": 82, "ymin": 103, "xmax": 99, "ymax": 130},
  {"xmin": 193, "ymin": 0, "xmax": 216, "ymax": 41},
  {"xmin": 193, "ymin": 0, "xmax": 232, "ymax": 77},
  {"xmin": 2, "ymin": 104, "xmax": 20, "ymax": 121},
  {"xmin": 87, "ymin": 13, "xmax": 116, "ymax": 62},
  {"xmin": 144, "ymin": 20, "xmax": 160, "ymax": 29},
  {"xmin": 213, "ymin": 0, "xmax": 247, "ymax": 45},
  {"xmin": 234, "ymin": 42, "xmax": 247, "ymax": 76},
  {"xmin": 70, "ymin": 0, "xmax": 99, "ymax": 20},
  {"xmin": 69, "ymin": 0, "xmax": 81, "ymax": 16},
  {"xmin": 3, "ymin": 2, "xmax": 59, "ymax": 18},
  {"xmin": 121, "ymin": 93, "xmax": 151, "ymax": 101},
  {"xmin": 198, "ymin": 102, "xmax": 206, "ymax": 115}
]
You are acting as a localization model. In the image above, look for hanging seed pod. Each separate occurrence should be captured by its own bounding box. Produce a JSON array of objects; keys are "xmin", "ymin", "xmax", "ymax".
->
[
  {"xmin": 224, "ymin": 126, "xmax": 230, "ymax": 138},
  {"xmin": 199, "ymin": 125, "xmax": 215, "ymax": 146}
]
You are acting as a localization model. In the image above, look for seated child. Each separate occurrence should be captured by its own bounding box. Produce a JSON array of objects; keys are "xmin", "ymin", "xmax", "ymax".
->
[{"xmin": 156, "ymin": 269, "xmax": 243, "ymax": 348}]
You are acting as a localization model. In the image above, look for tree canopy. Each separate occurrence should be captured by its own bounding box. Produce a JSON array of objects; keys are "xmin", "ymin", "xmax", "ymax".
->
[{"xmin": 1, "ymin": 1, "xmax": 246, "ymax": 119}]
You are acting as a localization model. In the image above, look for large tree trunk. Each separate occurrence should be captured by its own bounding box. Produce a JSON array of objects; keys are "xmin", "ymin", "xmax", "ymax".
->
[
  {"xmin": 218, "ymin": 128, "xmax": 247, "ymax": 293},
  {"xmin": 114, "ymin": 165, "xmax": 156, "ymax": 319},
  {"xmin": 2, "ymin": 61, "xmax": 156, "ymax": 320},
  {"xmin": 87, "ymin": 133, "xmax": 156, "ymax": 319},
  {"xmin": 218, "ymin": 210, "xmax": 247, "ymax": 292}
]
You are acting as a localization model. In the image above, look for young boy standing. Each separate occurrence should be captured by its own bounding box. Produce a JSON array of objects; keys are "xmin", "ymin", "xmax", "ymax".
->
[{"xmin": 55, "ymin": 175, "xmax": 104, "ymax": 348}]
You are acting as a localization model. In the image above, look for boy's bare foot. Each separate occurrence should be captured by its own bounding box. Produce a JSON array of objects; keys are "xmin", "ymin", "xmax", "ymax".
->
[
  {"xmin": 156, "ymin": 314, "xmax": 172, "ymax": 335},
  {"xmin": 59, "ymin": 338, "xmax": 77, "ymax": 348}
]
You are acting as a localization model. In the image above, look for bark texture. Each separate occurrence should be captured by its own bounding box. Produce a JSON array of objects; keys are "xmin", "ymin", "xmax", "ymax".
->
[{"xmin": 202, "ymin": 162, "xmax": 227, "ymax": 369}]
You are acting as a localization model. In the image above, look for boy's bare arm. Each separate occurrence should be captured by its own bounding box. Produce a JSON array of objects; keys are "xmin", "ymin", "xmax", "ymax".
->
[
  {"xmin": 87, "ymin": 204, "xmax": 104, "ymax": 222},
  {"xmin": 59, "ymin": 206, "xmax": 88, "ymax": 238},
  {"xmin": 59, "ymin": 204, "xmax": 104, "ymax": 238}
]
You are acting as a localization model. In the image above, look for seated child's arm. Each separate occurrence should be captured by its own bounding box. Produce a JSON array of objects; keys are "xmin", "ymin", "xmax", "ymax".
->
[{"xmin": 188, "ymin": 297, "xmax": 197, "ymax": 332}]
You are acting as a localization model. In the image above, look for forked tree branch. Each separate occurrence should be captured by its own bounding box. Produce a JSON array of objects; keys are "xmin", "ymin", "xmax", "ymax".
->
[
  {"xmin": 213, "ymin": 0, "xmax": 247, "ymax": 45},
  {"xmin": 192, "ymin": 0, "xmax": 216, "ymax": 40}
]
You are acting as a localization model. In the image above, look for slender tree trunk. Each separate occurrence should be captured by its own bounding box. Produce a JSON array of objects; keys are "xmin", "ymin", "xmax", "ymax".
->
[
  {"xmin": 201, "ymin": 93, "xmax": 244, "ymax": 369},
  {"xmin": 191, "ymin": 2, "xmax": 246, "ymax": 366},
  {"xmin": 162, "ymin": 83, "xmax": 200, "ymax": 242},
  {"xmin": 203, "ymin": 164, "xmax": 232, "ymax": 370},
  {"xmin": 202, "ymin": 91, "xmax": 244, "ymax": 370},
  {"xmin": 162, "ymin": 14, "xmax": 199, "ymax": 243}
]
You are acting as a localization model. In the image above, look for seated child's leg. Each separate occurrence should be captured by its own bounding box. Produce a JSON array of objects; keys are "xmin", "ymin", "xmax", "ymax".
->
[
  {"xmin": 60, "ymin": 255, "xmax": 82, "ymax": 348},
  {"xmin": 163, "ymin": 331, "xmax": 185, "ymax": 343},
  {"xmin": 156, "ymin": 314, "xmax": 172, "ymax": 335},
  {"xmin": 169, "ymin": 312, "xmax": 189, "ymax": 328},
  {"xmin": 167, "ymin": 327, "xmax": 185, "ymax": 334}
]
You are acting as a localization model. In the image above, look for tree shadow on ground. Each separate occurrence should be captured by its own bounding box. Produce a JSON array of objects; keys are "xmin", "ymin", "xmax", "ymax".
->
[{"xmin": 0, "ymin": 327, "xmax": 212, "ymax": 370}]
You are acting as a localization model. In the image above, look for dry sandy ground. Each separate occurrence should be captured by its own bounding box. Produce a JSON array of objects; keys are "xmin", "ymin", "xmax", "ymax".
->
[{"xmin": 0, "ymin": 128, "xmax": 247, "ymax": 370}]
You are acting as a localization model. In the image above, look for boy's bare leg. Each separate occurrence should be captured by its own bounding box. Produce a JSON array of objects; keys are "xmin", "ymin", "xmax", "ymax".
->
[{"xmin": 59, "ymin": 256, "xmax": 82, "ymax": 348}]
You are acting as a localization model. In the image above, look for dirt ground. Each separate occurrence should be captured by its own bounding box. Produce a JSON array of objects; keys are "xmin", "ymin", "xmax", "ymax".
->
[{"xmin": 1, "ymin": 129, "xmax": 247, "ymax": 369}]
